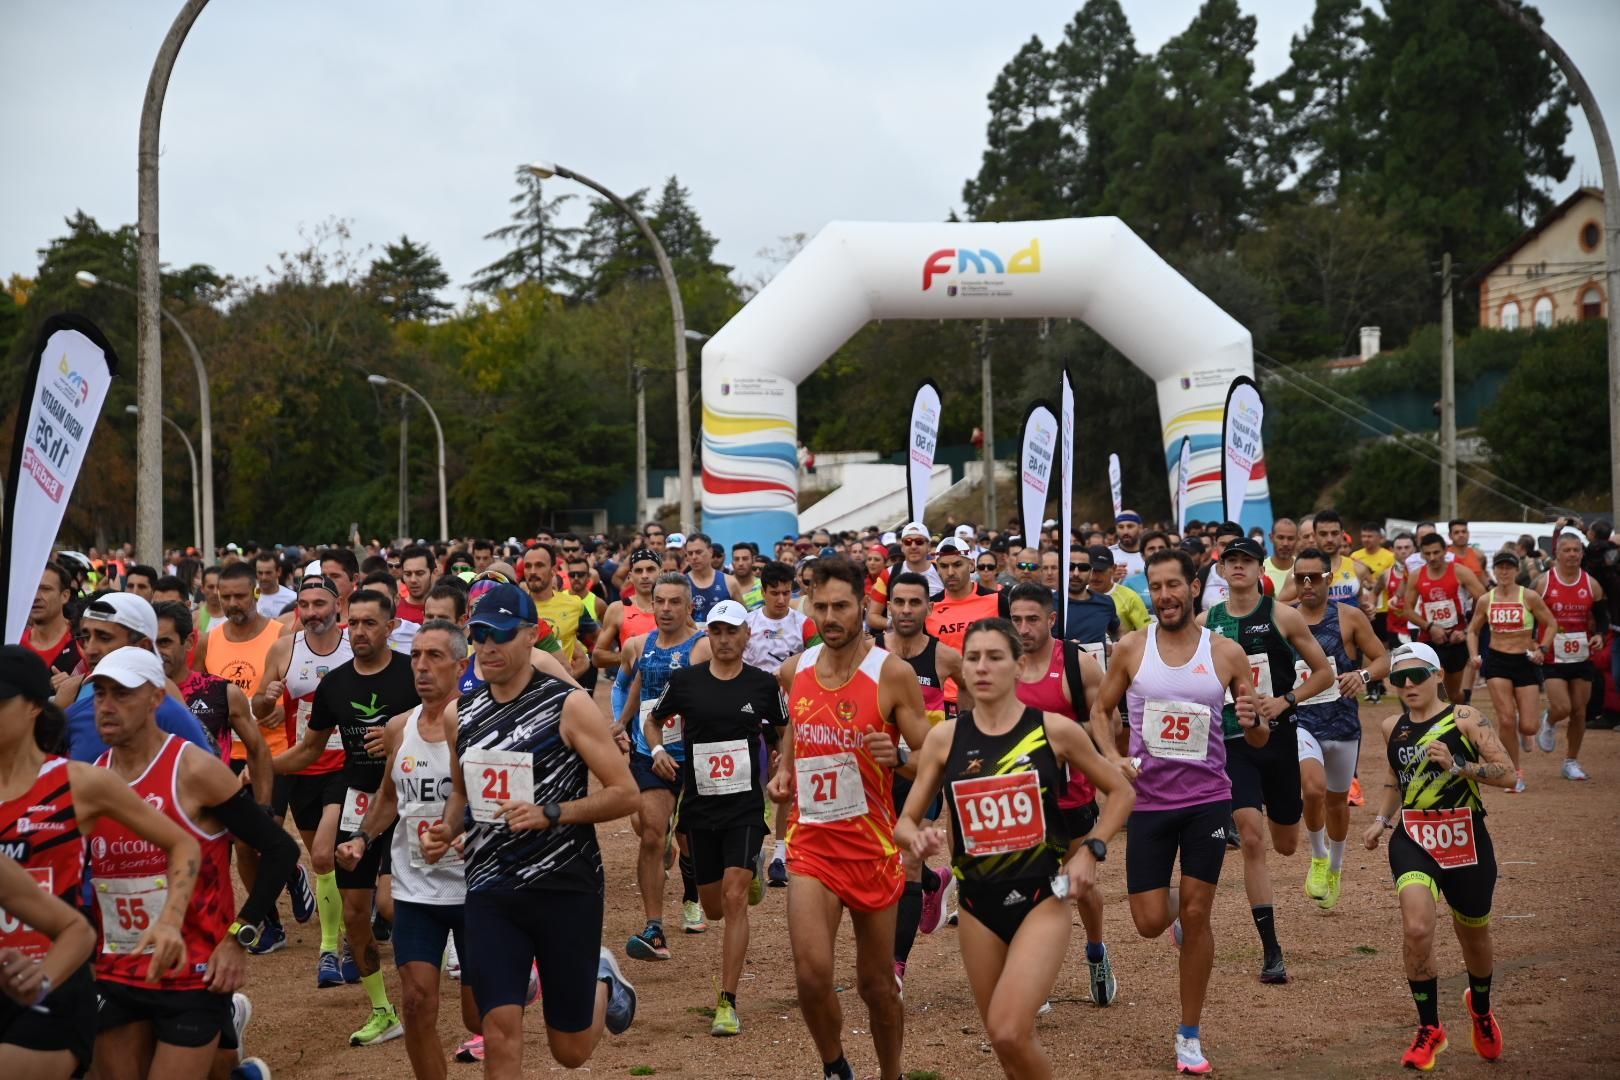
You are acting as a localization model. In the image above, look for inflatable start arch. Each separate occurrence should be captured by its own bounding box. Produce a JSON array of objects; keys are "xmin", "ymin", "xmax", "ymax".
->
[{"xmin": 699, "ymin": 218, "xmax": 1272, "ymax": 553}]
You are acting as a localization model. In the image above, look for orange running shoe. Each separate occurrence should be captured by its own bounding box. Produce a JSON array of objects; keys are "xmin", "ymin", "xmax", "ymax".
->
[
  {"xmin": 1348, "ymin": 776, "xmax": 1365, "ymax": 807},
  {"xmin": 1465, "ymin": 989, "xmax": 1503, "ymax": 1061},
  {"xmin": 1402, "ymin": 1024, "xmax": 1448, "ymax": 1071}
]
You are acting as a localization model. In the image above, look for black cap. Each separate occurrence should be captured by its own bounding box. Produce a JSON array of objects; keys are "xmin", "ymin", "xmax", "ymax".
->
[
  {"xmin": 1179, "ymin": 536, "xmax": 1205, "ymax": 554},
  {"xmin": 1492, "ymin": 550, "xmax": 1521, "ymax": 567},
  {"xmin": 1221, "ymin": 537, "xmax": 1267, "ymax": 563},
  {"xmin": 0, "ymin": 646, "xmax": 53, "ymax": 703},
  {"xmin": 1086, "ymin": 544, "xmax": 1115, "ymax": 570}
]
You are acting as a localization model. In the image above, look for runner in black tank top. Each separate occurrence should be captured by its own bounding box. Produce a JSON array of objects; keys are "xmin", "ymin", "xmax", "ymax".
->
[
  {"xmin": 1365, "ymin": 643, "xmax": 1515, "ymax": 1072},
  {"xmin": 896, "ymin": 619, "xmax": 1134, "ymax": 1080}
]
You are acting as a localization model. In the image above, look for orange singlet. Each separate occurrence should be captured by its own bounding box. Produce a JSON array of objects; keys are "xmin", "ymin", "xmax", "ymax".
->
[
  {"xmin": 785, "ymin": 642, "xmax": 904, "ymax": 912},
  {"xmin": 205, "ymin": 619, "xmax": 287, "ymax": 755}
]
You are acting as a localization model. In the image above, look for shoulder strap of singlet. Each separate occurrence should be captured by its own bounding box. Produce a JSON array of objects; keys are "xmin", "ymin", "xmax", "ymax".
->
[{"xmin": 799, "ymin": 642, "xmax": 823, "ymax": 669}]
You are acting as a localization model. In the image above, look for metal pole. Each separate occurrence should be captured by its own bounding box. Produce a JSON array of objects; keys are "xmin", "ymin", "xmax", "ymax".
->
[
  {"xmin": 137, "ymin": 0, "xmax": 210, "ymax": 562},
  {"xmin": 161, "ymin": 414, "xmax": 201, "ymax": 554},
  {"xmin": 1440, "ymin": 252, "xmax": 1458, "ymax": 519},
  {"xmin": 553, "ymin": 166, "xmax": 694, "ymax": 532},
  {"xmin": 398, "ymin": 394, "xmax": 409, "ymax": 543},
  {"xmin": 980, "ymin": 321, "xmax": 996, "ymax": 532},
  {"xmin": 376, "ymin": 377, "xmax": 449, "ymax": 542},
  {"xmin": 635, "ymin": 365, "xmax": 649, "ymax": 526},
  {"xmin": 1484, "ymin": 0, "xmax": 1619, "ymax": 517}
]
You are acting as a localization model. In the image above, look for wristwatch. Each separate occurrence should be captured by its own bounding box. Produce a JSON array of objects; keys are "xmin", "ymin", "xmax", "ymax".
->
[
  {"xmin": 1082, "ymin": 838, "xmax": 1108, "ymax": 862},
  {"xmin": 31, "ymin": 973, "xmax": 53, "ymax": 1008},
  {"xmin": 1448, "ymin": 761, "xmax": 1464, "ymax": 776},
  {"xmin": 1358, "ymin": 669, "xmax": 1372, "ymax": 685},
  {"xmin": 348, "ymin": 830, "xmax": 370, "ymax": 852},
  {"xmin": 227, "ymin": 919, "xmax": 260, "ymax": 948},
  {"xmin": 1283, "ymin": 691, "xmax": 1297, "ymax": 708},
  {"xmin": 542, "ymin": 802, "xmax": 563, "ymax": 827}
]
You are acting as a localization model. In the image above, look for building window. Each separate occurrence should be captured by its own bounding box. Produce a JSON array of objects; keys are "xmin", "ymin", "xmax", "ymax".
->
[
  {"xmin": 1501, "ymin": 301, "xmax": 1520, "ymax": 330},
  {"xmin": 1582, "ymin": 286, "xmax": 1603, "ymax": 320},
  {"xmin": 1533, "ymin": 295, "xmax": 1554, "ymax": 328},
  {"xmin": 1580, "ymin": 220, "xmax": 1601, "ymax": 253}
]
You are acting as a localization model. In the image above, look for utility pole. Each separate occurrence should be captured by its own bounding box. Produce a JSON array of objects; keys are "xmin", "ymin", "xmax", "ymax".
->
[
  {"xmin": 979, "ymin": 320, "xmax": 996, "ymax": 532},
  {"xmin": 136, "ymin": 0, "xmax": 210, "ymax": 562},
  {"xmin": 634, "ymin": 365, "xmax": 649, "ymax": 526},
  {"xmin": 1440, "ymin": 252, "xmax": 1459, "ymax": 519},
  {"xmin": 397, "ymin": 394, "xmax": 410, "ymax": 544},
  {"xmin": 1483, "ymin": 0, "xmax": 1619, "ymax": 517}
]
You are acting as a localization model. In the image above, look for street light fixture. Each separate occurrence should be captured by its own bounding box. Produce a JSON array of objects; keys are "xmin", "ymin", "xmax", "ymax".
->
[
  {"xmin": 524, "ymin": 160, "xmax": 695, "ymax": 532},
  {"xmin": 125, "ymin": 404, "xmax": 200, "ymax": 554},
  {"xmin": 78, "ymin": 269, "xmax": 216, "ymax": 560},
  {"xmin": 368, "ymin": 374, "xmax": 448, "ymax": 542}
]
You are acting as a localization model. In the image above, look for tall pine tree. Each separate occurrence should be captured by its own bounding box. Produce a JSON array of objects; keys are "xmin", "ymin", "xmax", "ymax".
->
[
  {"xmin": 1260, "ymin": 0, "xmax": 1371, "ymax": 200},
  {"xmin": 471, "ymin": 168, "xmax": 583, "ymax": 295},
  {"xmin": 962, "ymin": 37, "xmax": 1074, "ymax": 221},
  {"xmin": 366, "ymin": 235, "xmax": 451, "ymax": 321}
]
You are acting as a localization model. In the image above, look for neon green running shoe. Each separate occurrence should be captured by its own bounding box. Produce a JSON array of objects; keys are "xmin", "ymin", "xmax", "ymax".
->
[
  {"xmin": 711, "ymin": 996, "xmax": 740, "ymax": 1037},
  {"xmin": 350, "ymin": 1006, "xmax": 403, "ymax": 1047},
  {"xmin": 1317, "ymin": 869, "xmax": 1342, "ymax": 911},
  {"xmin": 1305, "ymin": 856, "xmax": 1330, "ymax": 900}
]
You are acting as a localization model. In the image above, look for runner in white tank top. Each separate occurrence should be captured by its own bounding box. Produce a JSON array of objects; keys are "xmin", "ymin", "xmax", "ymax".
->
[{"xmin": 334, "ymin": 619, "xmax": 478, "ymax": 1072}]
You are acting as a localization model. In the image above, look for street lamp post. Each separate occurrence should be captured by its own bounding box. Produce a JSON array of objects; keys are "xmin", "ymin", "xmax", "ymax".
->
[
  {"xmin": 77, "ymin": 271, "xmax": 215, "ymax": 560},
  {"xmin": 137, "ymin": 0, "xmax": 211, "ymax": 563},
  {"xmin": 126, "ymin": 405, "xmax": 199, "ymax": 553},
  {"xmin": 523, "ymin": 161, "xmax": 695, "ymax": 532},
  {"xmin": 368, "ymin": 374, "xmax": 448, "ymax": 542}
]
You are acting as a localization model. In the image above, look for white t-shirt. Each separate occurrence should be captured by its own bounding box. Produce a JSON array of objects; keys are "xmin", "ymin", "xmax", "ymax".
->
[
  {"xmin": 1404, "ymin": 551, "xmax": 1456, "ymax": 574},
  {"xmin": 1110, "ymin": 546, "xmax": 1145, "ymax": 577},
  {"xmin": 1201, "ymin": 563, "xmax": 1229, "ymax": 611},
  {"xmin": 743, "ymin": 608, "xmax": 817, "ymax": 674},
  {"xmin": 256, "ymin": 585, "xmax": 297, "ymax": 619}
]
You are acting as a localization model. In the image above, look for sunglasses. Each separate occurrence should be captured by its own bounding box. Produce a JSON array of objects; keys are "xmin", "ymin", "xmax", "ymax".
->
[
  {"xmin": 1388, "ymin": 668, "xmax": 1433, "ymax": 688},
  {"xmin": 1016, "ymin": 561, "xmax": 1039, "ymax": 571},
  {"xmin": 450, "ymin": 563, "xmax": 472, "ymax": 574},
  {"xmin": 470, "ymin": 623, "xmax": 526, "ymax": 645},
  {"xmin": 386, "ymin": 561, "xmax": 402, "ymax": 570},
  {"xmin": 901, "ymin": 537, "xmax": 927, "ymax": 546},
  {"xmin": 1293, "ymin": 571, "xmax": 1324, "ymax": 583},
  {"xmin": 977, "ymin": 563, "xmax": 997, "ymax": 572},
  {"xmin": 1070, "ymin": 563, "xmax": 1091, "ymax": 573}
]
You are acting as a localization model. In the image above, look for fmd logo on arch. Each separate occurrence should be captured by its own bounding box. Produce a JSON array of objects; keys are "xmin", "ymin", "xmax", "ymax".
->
[{"xmin": 922, "ymin": 239, "xmax": 1041, "ymax": 291}]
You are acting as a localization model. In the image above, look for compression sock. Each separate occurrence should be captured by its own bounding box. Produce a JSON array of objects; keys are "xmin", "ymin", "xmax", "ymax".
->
[
  {"xmin": 895, "ymin": 881, "xmax": 923, "ymax": 963},
  {"xmin": 1468, "ymin": 972, "xmax": 1492, "ymax": 1015},
  {"xmin": 316, "ymin": 871, "xmax": 342, "ymax": 953},
  {"xmin": 1086, "ymin": 940, "xmax": 1106, "ymax": 963},
  {"xmin": 1252, "ymin": 905, "xmax": 1280, "ymax": 954},
  {"xmin": 920, "ymin": 864, "xmax": 941, "ymax": 892},
  {"xmin": 1410, "ymin": 978, "xmax": 1440, "ymax": 1027},
  {"xmin": 774, "ymin": 840, "xmax": 787, "ymax": 863},
  {"xmin": 1462, "ymin": 689, "xmax": 1473, "ymax": 705},
  {"xmin": 679, "ymin": 852, "xmax": 698, "ymax": 905},
  {"xmin": 823, "ymin": 1056, "xmax": 854, "ymax": 1080},
  {"xmin": 719, "ymin": 990, "xmax": 736, "ymax": 1008},
  {"xmin": 1308, "ymin": 827, "xmax": 1328, "ymax": 859},
  {"xmin": 361, "ymin": 970, "xmax": 391, "ymax": 1010},
  {"xmin": 1328, "ymin": 838, "xmax": 1347, "ymax": 872}
]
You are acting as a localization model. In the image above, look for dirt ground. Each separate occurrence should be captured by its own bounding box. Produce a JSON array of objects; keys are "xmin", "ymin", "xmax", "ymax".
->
[{"xmin": 234, "ymin": 690, "xmax": 1620, "ymax": 1079}]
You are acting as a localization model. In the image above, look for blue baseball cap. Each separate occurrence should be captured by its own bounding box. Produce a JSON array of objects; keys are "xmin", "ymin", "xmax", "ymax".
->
[{"xmin": 468, "ymin": 583, "xmax": 538, "ymax": 631}]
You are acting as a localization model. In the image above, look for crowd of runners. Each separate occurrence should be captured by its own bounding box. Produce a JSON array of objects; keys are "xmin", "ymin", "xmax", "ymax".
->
[{"xmin": 4, "ymin": 508, "xmax": 1618, "ymax": 1078}]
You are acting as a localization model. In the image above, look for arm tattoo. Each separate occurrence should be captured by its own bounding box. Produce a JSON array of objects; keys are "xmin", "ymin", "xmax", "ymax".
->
[{"xmin": 1471, "ymin": 761, "xmax": 1512, "ymax": 781}]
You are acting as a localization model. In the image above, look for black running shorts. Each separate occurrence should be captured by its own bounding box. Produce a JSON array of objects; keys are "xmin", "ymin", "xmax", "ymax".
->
[
  {"xmin": 1225, "ymin": 726, "xmax": 1304, "ymax": 825},
  {"xmin": 1124, "ymin": 799, "xmax": 1232, "ymax": 894}
]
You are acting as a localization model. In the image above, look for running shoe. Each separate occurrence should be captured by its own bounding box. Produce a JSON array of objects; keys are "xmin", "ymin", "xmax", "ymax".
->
[
  {"xmin": 1401, "ymin": 1023, "xmax": 1448, "ymax": 1071},
  {"xmin": 1511, "ymin": 770, "xmax": 1527, "ymax": 793},
  {"xmin": 316, "ymin": 950, "xmax": 344, "ymax": 988},
  {"xmin": 1347, "ymin": 777, "xmax": 1365, "ymax": 807},
  {"xmin": 454, "ymin": 1035, "xmax": 485, "ymax": 1062},
  {"xmin": 1562, "ymin": 759, "xmax": 1589, "ymax": 781},
  {"xmin": 340, "ymin": 940, "xmax": 361, "ymax": 983},
  {"xmin": 1519, "ymin": 733, "xmax": 1534, "ymax": 754},
  {"xmin": 626, "ymin": 923, "xmax": 671, "ymax": 961},
  {"xmin": 1175, "ymin": 1033, "xmax": 1212, "ymax": 1074},
  {"xmin": 288, "ymin": 863, "xmax": 315, "ymax": 924},
  {"xmin": 445, "ymin": 936, "xmax": 461, "ymax": 980},
  {"xmin": 1464, "ymin": 989, "xmax": 1503, "ymax": 1061},
  {"xmin": 526, "ymin": 962, "xmax": 540, "ymax": 1006},
  {"xmin": 1087, "ymin": 944, "xmax": 1117, "ymax": 1007},
  {"xmin": 1305, "ymin": 856, "xmax": 1330, "ymax": 899},
  {"xmin": 749, "ymin": 848, "xmax": 765, "ymax": 906},
  {"xmin": 768, "ymin": 857, "xmax": 789, "ymax": 888},
  {"xmin": 1260, "ymin": 949, "xmax": 1289, "ymax": 984},
  {"xmin": 1226, "ymin": 814, "xmax": 1242, "ymax": 850},
  {"xmin": 350, "ymin": 1006, "xmax": 404, "ymax": 1047},
  {"xmin": 247, "ymin": 921, "xmax": 286, "ymax": 956},
  {"xmin": 683, "ymin": 900, "xmax": 708, "ymax": 934},
  {"xmin": 598, "ymin": 947, "xmax": 638, "ymax": 1035},
  {"xmin": 918, "ymin": 869, "xmax": 953, "ymax": 935},
  {"xmin": 711, "ymin": 995, "xmax": 740, "ymax": 1037},
  {"xmin": 1536, "ymin": 712, "xmax": 1556, "ymax": 753},
  {"xmin": 1318, "ymin": 870, "xmax": 1342, "ymax": 911},
  {"xmin": 232, "ymin": 992, "xmax": 252, "ymax": 1055},
  {"xmin": 1170, "ymin": 918, "xmax": 1183, "ymax": 949},
  {"xmin": 1038, "ymin": 1000, "xmax": 1053, "ymax": 1016},
  {"xmin": 234, "ymin": 1059, "xmax": 272, "ymax": 1080},
  {"xmin": 893, "ymin": 960, "xmax": 906, "ymax": 994}
]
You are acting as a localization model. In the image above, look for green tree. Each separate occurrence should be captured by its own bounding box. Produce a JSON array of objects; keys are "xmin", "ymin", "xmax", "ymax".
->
[
  {"xmin": 1053, "ymin": 0, "xmax": 1141, "ymax": 214},
  {"xmin": 1259, "ymin": 0, "xmax": 1371, "ymax": 199},
  {"xmin": 366, "ymin": 235, "xmax": 451, "ymax": 321},
  {"xmin": 471, "ymin": 168, "xmax": 582, "ymax": 295},
  {"xmin": 962, "ymin": 36, "xmax": 1074, "ymax": 221}
]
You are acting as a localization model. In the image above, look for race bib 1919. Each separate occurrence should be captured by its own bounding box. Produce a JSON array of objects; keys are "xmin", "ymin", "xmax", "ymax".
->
[{"xmin": 951, "ymin": 772, "xmax": 1045, "ymax": 856}]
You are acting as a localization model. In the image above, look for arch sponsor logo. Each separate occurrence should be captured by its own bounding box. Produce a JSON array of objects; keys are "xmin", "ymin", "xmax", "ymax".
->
[{"xmin": 922, "ymin": 239, "xmax": 1042, "ymax": 293}]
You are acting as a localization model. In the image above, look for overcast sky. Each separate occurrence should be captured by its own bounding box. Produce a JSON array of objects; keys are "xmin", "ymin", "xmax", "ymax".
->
[{"xmin": 4, "ymin": 1, "xmax": 1616, "ymax": 299}]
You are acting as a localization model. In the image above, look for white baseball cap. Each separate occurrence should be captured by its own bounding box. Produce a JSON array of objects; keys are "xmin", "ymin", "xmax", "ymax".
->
[
  {"xmin": 705, "ymin": 600, "xmax": 748, "ymax": 627},
  {"xmin": 935, "ymin": 537, "xmax": 973, "ymax": 557},
  {"xmin": 81, "ymin": 593, "xmax": 159, "ymax": 646},
  {"xmin": 900, "ymin": 521, "xmax": 929, "ymax": 540},
  {"xmin": 1390, "ymin": 642, "xmax": 1442, "ymax": 672},
  {"xmin": 667, "ymin": 532, "xmax": 687, "ymax": 549},
  {"xmin": 879, "ymin": 531, "xmax": 898, "ymax": 546},
  {"xmin": 954, "ymin": 524, "xmax": 977, "ymax": 541},
  {"xmin": 88, "ymin": 646, "xmax": 167, "ymax": 690}
]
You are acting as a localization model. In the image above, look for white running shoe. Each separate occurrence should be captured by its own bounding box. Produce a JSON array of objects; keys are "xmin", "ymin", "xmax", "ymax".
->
[
  {"xmin": 445, "ymin": 935, "xmax": 461, "ymax": 980},
  {"xmin": 231, "ymin": 992, "xmax": 252, "ymax": 1056},
  {"xmin": 1176, "ymin": 1033, "xmax": 1212, "ymax": 1074},
  {"xmin": 1536, "ymin": 712, "xmax": 1556, "ymax": 753},
  {"xmin": 1562, "ymin": 759, "xmax": 1589, "ymax": 781},
  {"xmin": 1038, "ymin": 1000, "xmax": 1053, "ymax": 1016}
]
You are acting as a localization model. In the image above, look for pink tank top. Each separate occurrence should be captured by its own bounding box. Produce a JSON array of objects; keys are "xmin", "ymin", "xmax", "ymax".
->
[{"xmin": 1015, "ymin": 641, "xmax": 1095, "ymax": 809}]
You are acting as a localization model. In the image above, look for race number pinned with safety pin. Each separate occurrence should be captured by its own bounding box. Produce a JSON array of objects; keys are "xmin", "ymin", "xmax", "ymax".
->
[
  {"xmin": 463, "ymin": 747, "xmax": 534, "ymax": 823},
  {"xmin": 1553, "ymin": 632, "xmax": 1591, "ymax": 663},
  {"xmin": 95, "ymin": 875, "xmax": 166, "ymax": 954},
  {"xmin": 693, "ymin": 740, "xmax": 752, "ymax": 796},
  {"xmin": 1142, "ymin": 699, "xmax": 1212, "ymax": 761},
  {"xmin": 795, "ymin": 753, "xmax": 867, "ymax": 824},
  {"xmin": 1401, "ymin": 807, "xmax": 1478, "ymax": 868},
  {"xmin": 339, "ymin": 787, "xmax": 373, "ymax": 833},
  {"xmin": 951, "ymin": 772, "xmax": 1045, "ymax": 855}
]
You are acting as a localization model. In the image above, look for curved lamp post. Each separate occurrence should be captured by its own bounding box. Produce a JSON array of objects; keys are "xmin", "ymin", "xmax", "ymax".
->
[
  {"xmin": 125, "ymin": 405, "xmax": 199, "ymax": 553},
  {"xmin": 368, "ymin": 374, "xmax": 448, "ymax": 542}
]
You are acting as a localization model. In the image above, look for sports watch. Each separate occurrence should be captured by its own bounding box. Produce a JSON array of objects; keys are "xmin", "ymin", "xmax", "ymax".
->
[
  {"xmin": 542, "ymin": 802, "xmax": 563, "ymax": 827},
  {"xmin": 228, "ymin": 919, "xmax": 260, "ymax": 948},
  {"xmin": 1082, "ymin": 838, "xmax": 1108, "ymax": 862}
]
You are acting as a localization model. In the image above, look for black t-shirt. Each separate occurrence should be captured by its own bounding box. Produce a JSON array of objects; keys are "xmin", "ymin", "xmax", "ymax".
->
[
  {"xmin": 651, "ymin": 661, "xmax": 787, "ymax": 829},
  {"xmin": 308, "ymin": 651, "xmax": 420, "ymax": 792}
]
